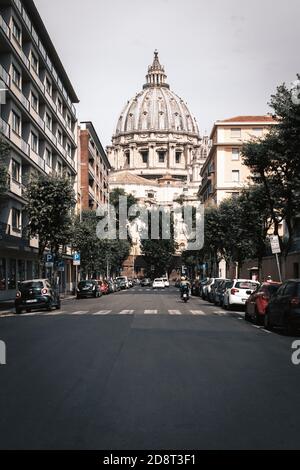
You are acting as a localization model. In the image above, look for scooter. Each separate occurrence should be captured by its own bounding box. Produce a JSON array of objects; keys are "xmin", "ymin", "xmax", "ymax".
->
[{"xmin": 181, "ymin": 286, "xmax": 190, "ymax": 303}]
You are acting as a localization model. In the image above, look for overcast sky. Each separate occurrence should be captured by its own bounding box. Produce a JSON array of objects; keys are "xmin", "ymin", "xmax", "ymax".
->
[{"xmin": 35, "ymin": 0, "xmax": 300, "ymax": 146}]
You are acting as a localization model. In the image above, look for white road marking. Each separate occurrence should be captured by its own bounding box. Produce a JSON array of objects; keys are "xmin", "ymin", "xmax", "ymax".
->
[
  {"xmin": 92, "ymin": 310, "xmax": 112, "ymax": 316},
  {"xmin": 168, "ymin": 310, "xmax": 182, "ymax": 315},
  {"xmin": 144, "ymin": 310, "xmax": 158, "ymax": 315},
  {"xmin": 44, "ymin": 311, "xmax": 66, "ymax": 316},
  {"xmin": 69, "ymin": 311, "xmax": 89, "ymax": 315},
  {"xmin": 119, "ymin": 310, "xmax": 134, "ymax": 315},
  {"xmin": 190, "ymin": 310, "xmax": 206, "ymax": 316}
]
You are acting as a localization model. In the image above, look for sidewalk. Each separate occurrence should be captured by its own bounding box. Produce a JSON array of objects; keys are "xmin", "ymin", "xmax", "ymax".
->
[{"xmin": 0, "ymin": 295, "xmax": 76, "ymax": 315}]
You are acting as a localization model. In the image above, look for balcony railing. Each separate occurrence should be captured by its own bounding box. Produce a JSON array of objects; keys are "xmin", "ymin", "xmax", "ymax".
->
[
  {"xmin": 30, "ymin": 107, "xmax": 45, "ymax": 131},
  {"xmin": 30, "ymin": 65, "xmax": 45, "ymax": 94},
  {"xmin": 21, "ymin": 139, "xmax": 30, "ymax": 156},
  {"xmin": 67, "ymin": 155, "xmax": 76, "ymax": 170},
  {"xmin": 0, "ymin": 15, "xmax": 10, "ymax": 38},
  {"xmin": 0, "ymin": 117, "xmax": 10, "ymax": 138},
  {"xmin": 45, "ymin": 126, "xmax": 57, "ymax": 146},
  {"xmin": 20, "ymin": 92, "xmax": 30, "ymax": 112},
  {"xmin": 0, "ymin": 64, "xmax": 10, "ymax": 87}
]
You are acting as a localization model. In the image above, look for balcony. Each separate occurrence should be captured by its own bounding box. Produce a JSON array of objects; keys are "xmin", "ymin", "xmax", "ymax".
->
[
  {"xmin": 29, "ymin": 65, "xmax": 45, "ymax": 94},
  {"xmin": 30, "ymin": 107, "xmax": 45, "ymax": 131},
  {"xmin": 67, "ymin": 155, "xmax": 75, "ymax": 170},
  {"xmin": 9, "ymin": 176, "xmax": 24, "ymax": 198},
  {"xmin": 0, "ymin": 64, "xmax": 10, "ymax": 87},
  {"xmin": 0, "ymin": 15, "xmax": 10, "ymax": 38},
  {"xmin": 45, "ymin": 90, "xmax": 57, "ymax": 113},
  {"xmin": 29, "ymin": 147, "xmax": 45, "ymax": 171},
  {"xmin": 11, "ymin": 81, "xmax": 30, "ymax": 112},
  {"xmin": 57, "ymin": 140, "xmax": 66, "ymax": 158},
  {"xmin": 0, "ymin": 117, "xmax": 10, "ymax": 139},
  {"xmin": 11, "ymin": 34, "xmax": 30, "ymax": 70},
  {"xmin": 45, "ymin": 126, "xmax": 57, "ymax": 146},
  {"xmin": 21, "ymin": 138, "xmax": 30, "ymax": 156}
]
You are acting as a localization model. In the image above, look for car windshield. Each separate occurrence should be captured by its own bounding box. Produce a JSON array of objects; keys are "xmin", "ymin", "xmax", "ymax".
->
[
  {"xmin": 155, "ymin": 279, "xmax": 163, "ymax": 282},
  {"xmin": 20, "ymin": 281, "xmax": 43, "ymax": 291},
  {"xmin": 78, "ymin": 281, "xmax": 93, "ymax": 288},
  {"xmin": 235, "ymin": 281, "xmax": 258, "ymax": 290}
]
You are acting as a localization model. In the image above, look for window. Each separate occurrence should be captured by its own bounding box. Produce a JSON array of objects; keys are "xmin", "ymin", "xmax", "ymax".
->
[
  {"xmin": 231, "ymin": 128, "xmax": 241, "ymax": 139},
  {"xmin": 8, "ymin": 259, "xmax": 16, "ymax": 290},
  {"xmin": 176, "ymin": 152, "xmax": 182, "ymax": 164},
  {"xmin": 57, "ymin": 97, "xmax": 63, "ymax": 114},
  {"xmin": 45, "ymin": 112, "xmax": 52, "ymax": 130},
  {"xmin": 57, "ymin": 129, "xmax": 63, "ymax": 144},
  {"xmin": 252, "ymin": 128, "xmax": 263, "ymax": 137},
  {"xmin": 31, "ymin": 92, "xmax": 38, "ymax": 112},
  {"xmin": 12, "ymin": 19, "xmax": 21, "ymax": 44},
  {"xmin": 12, "ymin": 65, "xmax": 21, "ymax": 88},
  {"xmin": 158, "ymin": 151, "xmax": 166, "ymax": 163},
  {"xmin": 66, "ymin": 114, "xmax": 71, "ymax": 128},
  {"xmin": 232, "ymin": 170, "xmax": 240, "ymax": 182},
  {"xmin": 141, "ymin": 151, "xmax": 148, "ymax": 164},
  {"xmin": 12, "ymin": 159, "xmax": 21, "ymax": 182},
  {"xmin": 67, "ymin": 143, "xmax": 71, "ymax": 157},
  {"xmin": 31, "ymin": 132, "xmax": 38, "ymax": 153},
  {"xmin": 232, "ymin": 148, "xmax": 240, "ymax": 161},
  {"xmin": 12, "ymin": 208, "xmax": 21, "ymax": 231},
  {"xmin": 45, "ymin": 148, "xmax": 52, "ymax": 167},
  {"xmin": 31, "ymin": 52, "xmax": 39, "ymax": 73},
  {"xmin": 12, "ymin": 111, "xmax": 21, "ymax": 135},
  {"xmin": 57, "ymin": 161, "xmax": 62, "ymax": 175},
  {"xmin": 45, "ymin": 77, "xmax": 52, "ymax": 96}
]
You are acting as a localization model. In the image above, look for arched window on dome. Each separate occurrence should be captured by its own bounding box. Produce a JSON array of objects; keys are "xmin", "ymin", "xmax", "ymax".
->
[{"xmin": 159, "ymin": 111, "xmax": 165, "ymax": 130}]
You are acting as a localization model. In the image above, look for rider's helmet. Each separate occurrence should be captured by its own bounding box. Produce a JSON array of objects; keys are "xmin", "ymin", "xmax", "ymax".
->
[{"xmin": 181, "ymin": 276, "xmax": 185, "ymax": 281}]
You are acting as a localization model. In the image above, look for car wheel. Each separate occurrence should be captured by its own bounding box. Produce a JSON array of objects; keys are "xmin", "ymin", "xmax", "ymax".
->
[
  {"xmin": 56, "ymin": 301, "xmax": 61, "ymax": 310},
  {"xmin": 255, "ymin": 309, "xmax": 262, "ymax": 326},
  {"xmin": 47, "ymin": 301, "xmax": 53, "ymax": 312},
  {"xmin": 16, "ymin": 308, "xmax": 22, "ymax": 315},
  {"xmin": 26, "ymin": 309, "xmax": 31, "ymax": 313},
  {"xmin": 76, "ymin": 295, "xmax": 80, "ymax": 300}
]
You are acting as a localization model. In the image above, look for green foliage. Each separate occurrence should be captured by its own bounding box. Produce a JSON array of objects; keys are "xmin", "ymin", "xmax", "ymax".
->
[
  {"xmin": 72, "ymin": 210, "xmax": 131, "ymax": 277},
  {"xmin": 242, "ymin": 74, "xmax": 300, "ymax": 255},
  {"xmin": 141, "ymin": 208, "xmax": 178, "ymax": 279},
  {"xmin": 0, "ymin": 137, "xmax": 10, "ymax": 199},
  {"xmin": 25, "ymin": 174, "xmax": 76, "ymax": 259}
]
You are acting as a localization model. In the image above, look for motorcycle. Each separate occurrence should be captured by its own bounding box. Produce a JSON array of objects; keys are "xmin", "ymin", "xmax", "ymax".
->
[{"xmin": 181, "ymin": 285, "xmax": 190, "ymax": 303}]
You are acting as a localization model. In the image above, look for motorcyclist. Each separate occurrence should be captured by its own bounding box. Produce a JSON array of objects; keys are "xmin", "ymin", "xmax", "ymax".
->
[{"xmin": 180, "ymin": 276, "xmax": 190, "ymax": 298}]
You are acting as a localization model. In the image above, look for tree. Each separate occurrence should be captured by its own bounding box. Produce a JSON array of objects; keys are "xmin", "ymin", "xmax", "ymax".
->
[
  {"xmin": 141, "ymin": 208, "xmax": 178, "ymax": 279},
  {"xmin": 0, "ymin": 137, "xmax": 10, "ymax": 199},
  {"xmin": 242, "ymin": 74, "xmax": 300, "ymax": 257},
  {"xmin": 25, "ymin": 174, "xmax": 76, "ymax": 272}
]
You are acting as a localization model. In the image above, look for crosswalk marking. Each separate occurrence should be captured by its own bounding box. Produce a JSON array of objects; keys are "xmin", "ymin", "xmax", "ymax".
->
[
  {"xmin": 144, "ymin": 310, "xmax": 158, "ymax": 315},
  {"xmin": 119, "ymin": 310, "xmax": 134, "ymax": 315},
  {"xmin": 92, "ymin": 310, "xmax": 112, "ymax": 316},
  {"xmin": 190, "ymin": 310, "xmax": 206, "ymax": 316},
  {"xmin": 168, "ymin": 310, "xmax": 182, "ymax": 315},
  {"xmin": 69, "ymin": 311, "xmax": 89, "ymax": 316},
  {"xmin": 44, "ymin": 310, "xmax": 66, "ymax": 316}
]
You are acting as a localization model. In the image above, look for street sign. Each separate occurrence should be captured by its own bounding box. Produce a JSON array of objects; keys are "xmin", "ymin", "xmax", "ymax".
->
[
  {"xmin": 270, "ymin": 235, "xmax": 281, "ymax": 255},
  {"xmin": 57, "ymin": 261, "xmax": 65, "ymax": 272},
  {"xmin": 73, "ymin": 252, "xmax": 81, "ymax": 266},
  {"xmin": 45, "ymin": 262, "xmax": 54, "ymax": 269}
]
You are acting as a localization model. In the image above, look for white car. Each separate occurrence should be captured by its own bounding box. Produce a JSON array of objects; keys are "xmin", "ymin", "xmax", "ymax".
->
[
  {"xmin": 116, "ymin": 276, "xmax": 129, "ymax": 289},
  {"xmin": 152, "ymin": 278, "xmax": 165, "ymax": 289},
  {"xmin": 223, "ymin": 279, "xmax": 260, "ymax": 310},
  {"xmin": 163, "ymin": 278, "xmax": 170, "ymax": 288}
]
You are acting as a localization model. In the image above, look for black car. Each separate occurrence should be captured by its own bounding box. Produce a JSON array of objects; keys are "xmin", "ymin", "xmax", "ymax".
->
[
  {"xmin": 15, "ymin": 279, "xmax": 61, "ymax": 314},
  {"xmin": 141, "ymin": 278, "xmax": 151, "ymax": 287},
  {"xmin": 76, "ymin": 280, "xmax": 101, "ymax": 299},
  {"xmin": 265, "ymin": 279, "xmax": 300, "ymax": 334},
  {"xmin": 191, "ymin": 280, "xmax": 201, "ymax": 297}
]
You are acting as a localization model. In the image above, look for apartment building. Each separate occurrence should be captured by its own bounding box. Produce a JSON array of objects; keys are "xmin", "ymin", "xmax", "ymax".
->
[
  {"xmin": 199, "ymin": 116, "xmax": 276, "ymax": 206},
  {"xmin": 78, "ymin": 122, "xmax": 111, "ymax": 212},
  {"xmin": 0, "ymin": 0, "xmax": 79, "ymax": 300}
]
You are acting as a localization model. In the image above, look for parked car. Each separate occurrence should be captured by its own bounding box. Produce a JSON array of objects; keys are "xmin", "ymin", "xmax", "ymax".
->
[
  {"xmin": 15, "ymin": 279, "xmax": 61, "ymax": 314},
  {"xmin": 117, "ymin": 279, "xmax": 128, "ymax": 290},
  {"xmin": 141, "ymin": 278, "xmax": 151, "ymax": 287},
  {"xmin": 107, "ymin": 280, "xmax": 116, "ymax": 294},
  {"xmin": 163, "ymin": 277, "xmax": 170, "ymax": 288},
  {"xmin": 77, "ymin": 280, "xmax": 101, "ymax": 299},
  {"xmin": 245, "ymin": 282, "xmax": 281, "ymax": 324},
  {"xmin": 128, "ymin": 278, "xmax": 134, "ymax": 288},
  {"xmin": 116, "ymin": 276, "xmax": 129, "ymax": 289},
  {"xmin": 209, "ymin": 279, "xmax": 226, "ymax": 303},
  {"xmin": 214, "ymin": 280, "xmax": 233, "ymax": 307},
  {"xmin": 223, "ymin": 280, "xmax": 260, "ymax": 310},
  {"xmin": 264, "ymin": 280, "xmax": 300, "ymax": 334},
  {"xmin": 153, "ymin": 278, "xmax": 165, "ymax": 289},
  {"xmin": 199, "ymin": 279, "xmax": 209, "ymax": 297},
  {"xmin": 113, "ymin": 279, "xmax": 121, "ymax": 292},
  {"xmin": 202, "ymin": 278, "xmax": 215, "ymax": 300}
]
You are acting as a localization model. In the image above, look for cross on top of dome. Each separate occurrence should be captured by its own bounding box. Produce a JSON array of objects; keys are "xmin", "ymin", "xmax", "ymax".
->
[{"xmin": 143, "ymin": 50, "xmax": 170, "ymax": 89}]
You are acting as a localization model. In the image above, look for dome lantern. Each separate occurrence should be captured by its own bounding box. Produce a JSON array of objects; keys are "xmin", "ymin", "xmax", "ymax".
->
[{"xmin": 143, "ymin": 50, "xmax": 169, "ymax": 89}]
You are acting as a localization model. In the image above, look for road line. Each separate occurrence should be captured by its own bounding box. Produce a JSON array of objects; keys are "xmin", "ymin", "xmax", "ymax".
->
[
  {"xmin": 44, "ymin": 311, "xmax": 66, "ymax": 316},
  {"xmin": 92, "ymin": 310, "xmax": 112, "ymax": 316},
  {"xmin": 69, "ymin": 311, "xmax": 89, "ymax": 316},
  {"xmin": 168, "ymin": 310, "xmax": 182, "ymax": 315},
  {"xmin": 119, "ymin": 310, "xmax": 134, "ymax": 315},
  {"xmin": 190, "ymin": 310, "xmax": 206, "ymax": 316},
  {"xmin": 144, "ymin": 310, "xmax": 158, "ymax": 315}
]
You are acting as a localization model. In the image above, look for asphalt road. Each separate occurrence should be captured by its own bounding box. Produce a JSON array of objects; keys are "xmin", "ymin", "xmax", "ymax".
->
[{"xmin": 0, "ymin": 286, "xmax": 300, "ymax": 450}]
